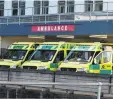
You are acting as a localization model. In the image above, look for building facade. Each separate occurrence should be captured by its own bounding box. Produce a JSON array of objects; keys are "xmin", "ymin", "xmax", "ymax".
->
[
  {"xmin": 0, "ymin": 0, "xmax": 112, "ymax": 16},
  {"xmin": 0, "ymin": 0, "xmax": 113, "ymax": 53}
]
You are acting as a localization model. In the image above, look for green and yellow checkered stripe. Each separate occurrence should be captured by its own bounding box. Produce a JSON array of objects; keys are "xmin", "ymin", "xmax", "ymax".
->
[
  {"xmin": 89, "ymin": 64, "xmax": 112, "ymax": 74},
  {"xmin": 48, "ymin": 63, "xmax": 59, "ymax": 71}
]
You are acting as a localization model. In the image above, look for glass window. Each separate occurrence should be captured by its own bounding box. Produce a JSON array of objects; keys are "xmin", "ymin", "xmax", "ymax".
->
[
  {"xmin": 95, "ymin": 51, "xmax": 112, "ymax": 64},
  {"xmin": 12, "ymin": 0, "xmax": 25, "ymax": 16},
  {"xmin": 58, "ymin": 0, "xmax": 75, "ymax": 13},
  {"xmin": 34, "ymin": 1, "xmax": 41, "ymax": 14},
  {"xmin": 85, "ymin": 1, "xmax": 93, "ymax": 12},
  {"xmin": 19, "ymin": 1, "xmax": 25, "ymax": 15},
  {"xmin": 34, "ymin": 0, "xmax": 49, "ymax": 15},
  {"xmin": 12, "ymin": 1, "xmax": 18, "ymax": 16},
  {"xmin": 58, "ymin": 1, "xmax": 65, "ymax": 13},
  {"xmin": 65, "ymin": 51, "xmax": 95, "ymax": 63},
  {"xmin": 95, "ymin": 1, "xmax": 103, "ymax": 11},
  {"xmin": 4, "ymin": 50, "xmax": 27, "ymax": 60},
  {"xmin": 0, "ymin": 1, "xmax": 4, "ymax": 16},
  {"xmin": 112, "ymin": 54, "xmax": 113, "ymax": 63},
  {"xmin": 67, "ymin": 0, "xmax": 74, "ymax": 13},
  {"xmin": 42, "ymin": 1, "xmax": 49, "ymax": 14}
]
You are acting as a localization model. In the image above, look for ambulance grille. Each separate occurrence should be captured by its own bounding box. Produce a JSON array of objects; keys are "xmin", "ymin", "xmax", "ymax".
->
[
  {"xmin": 0, "ymin": 65, "xmax": 10, "ymax": 69},
  {"xmin": 61, "ymin": 68, "xmax": 76, "ymax": 72},
  {"xmin": 23, "ymin": 66, "xmax": 37, "ymax": 70}
]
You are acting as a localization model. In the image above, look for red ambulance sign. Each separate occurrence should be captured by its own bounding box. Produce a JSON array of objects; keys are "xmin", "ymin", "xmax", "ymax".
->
[{"xmin": 32, "ymin": 25, "xmax": 75, "ymax": 32}]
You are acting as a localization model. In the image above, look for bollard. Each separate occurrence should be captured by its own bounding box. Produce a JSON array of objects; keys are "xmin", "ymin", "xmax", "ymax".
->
[
  {"xmin": 16, "ymin": 89, "xmax": 18, "ymax": 99},
  {"xmin": 68, "ymin": 90, "xmax": 74, "ymax": 99},
  {"xmin": 40, "ymin": 88, "xmax": 44, "ymax": 99},
  {"xmin": 97, "ymin": 82, "xmax": 102, "ymax": 99},
  {"xmin": 6, "ymin": 89, "xmax": 9, "ymax": 99}
]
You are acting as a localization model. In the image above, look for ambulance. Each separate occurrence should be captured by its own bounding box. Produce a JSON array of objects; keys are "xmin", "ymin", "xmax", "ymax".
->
[
  {"xmin": 22, "ymin": 42, "xmax": 75, "ymax": 71},
  {"xmin": 59, "ymin": 42, "xmax": 113, "ymax": 74},
  {"xmin": 0, "ymin": 42, "xmax": 40, "ymax": 69}
]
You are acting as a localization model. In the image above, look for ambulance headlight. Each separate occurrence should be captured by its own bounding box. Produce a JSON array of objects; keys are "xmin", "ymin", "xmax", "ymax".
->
[
  {"xmin": 38, "ymin": 66, "xmax": 47, "ymax": 70},
  {"xmin": 11, "ymin": 65, "xmax": 17, "ymax": 69}
]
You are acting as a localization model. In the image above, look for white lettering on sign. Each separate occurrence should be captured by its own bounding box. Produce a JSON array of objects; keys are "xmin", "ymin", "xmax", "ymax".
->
[
  {"xmin": 32, "ymin": 25, "xmax": 75, "ymax": 32},
  {"xmin": 65, "ymin": 25, "xmax": 67, "ymax": 30}
]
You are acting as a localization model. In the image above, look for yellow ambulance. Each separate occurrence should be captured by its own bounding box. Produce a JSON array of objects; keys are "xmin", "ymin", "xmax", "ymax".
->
[
  {"xmin": 0, "ymin": 42, "xmax": 40, "ymax": 69},
  {"xmin": 22, "ymin": 42, "xmax": 75, "ymax": 71},
  {"xmin": 59, "ymin": 42, "xmax": 113, "ymax": 74}
]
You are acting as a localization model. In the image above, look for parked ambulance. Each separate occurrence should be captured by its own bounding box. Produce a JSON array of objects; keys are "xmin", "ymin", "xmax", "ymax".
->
[
  {"xmin": 22, "ymin": 42, "xmax": 75, "ymax": 71},
  {"xmin": 0, "ymin": 42, "xmax": 40, "ymax": 69},
  {"xmin": 59, "ymin": 42, "xmax": 113, "ymax": 74}
]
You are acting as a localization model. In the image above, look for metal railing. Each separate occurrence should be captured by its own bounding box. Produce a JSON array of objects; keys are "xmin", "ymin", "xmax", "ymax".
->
[
  {"xmin": 0, "ymin": 81, "xmax": 112, "ymax": 99},
  {"xmin": 0, "ymin": 69, "xmax": 111, "ymax": 98},
  {"xmin": 0, "ymin": 2, "xmax": 113, "ymax": 24}
]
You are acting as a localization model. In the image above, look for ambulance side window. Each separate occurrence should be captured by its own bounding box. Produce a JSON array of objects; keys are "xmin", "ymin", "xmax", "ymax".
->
[
  {"xmin": 25, "ymin": 50, "xmax": 34, "ymax": 60},
  {"xmin": 95, "ymin": 53, "xmax": 102, "ymax": 64},
  {"xmin": 112, "ymin": 54, "xmax": 113, "ymax": 63},
  {"xmin": 103, "ymin": 52, "xmax": 111, "ymax": 63},
  {"xmin": 112, "ymin": 53, "xmax": 113, "ymax": 63},
  {"xmin": 93, "ymin": 51, "xmax": 100, "ymax": 64},
  {"xmin": 95, "ymin": 51, "xmax": 111, "ymax": 64},
  {"xmin": 54, "ymin": 51, "xmax": 64, "ymax": 63}
]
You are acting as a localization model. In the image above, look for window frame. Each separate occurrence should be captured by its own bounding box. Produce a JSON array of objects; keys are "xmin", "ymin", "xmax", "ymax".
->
[
  {"xmin": 0, "ymin": 1, "xmax": 4, "ymax": 16},
  {"xmin": 67, "ymin": 0, "xmax": 74, "ymax": 13},
  {"xmin": 34, "ymin": 0, "xmax": 49, "ymax": 15},
  {"xmin": 58, "ymin": 0, "xmax": 74, "ymax": 13},
  {"xmin": 85, "ymin": 0, "xmax": 93, "ymax": 12},
  {"xmin": 12, "ymin": 0, "xmax": 25, "ymax": 16},
  {"xmin": 85, "ymin": 0, "xmax": 103, "ymax": 12},
  {"xmin": 95, "ymin": 51, "xmax": 112, "ymax": 64},
  {"xmin": 94, "ymin": 1, "xmax": 103, "ymax": 11}
]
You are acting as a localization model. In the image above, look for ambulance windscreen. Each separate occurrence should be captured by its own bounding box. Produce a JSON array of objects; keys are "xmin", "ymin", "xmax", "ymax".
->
[
  {"xmin": 65, "ymin": 51, "xmax": 95, "ymax": 63},
  {"xmin": 30, "ymin": 50, "xmax": 56, "ymax": 62}
]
